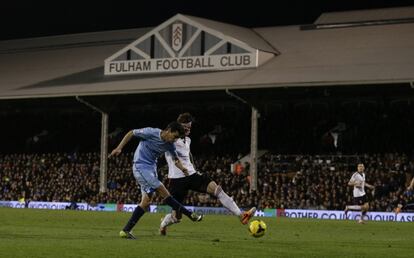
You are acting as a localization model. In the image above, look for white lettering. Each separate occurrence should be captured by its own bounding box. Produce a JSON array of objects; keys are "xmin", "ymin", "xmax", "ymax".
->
[{"xmin": 105, "ymin": 54, "xmax": 256, "ymax": 75}]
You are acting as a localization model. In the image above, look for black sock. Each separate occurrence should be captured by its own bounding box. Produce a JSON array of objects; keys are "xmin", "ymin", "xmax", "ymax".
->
[
  {"xmin": 123, "ymin": 205, "xmax": 145, "ymax": 232},
  {"xmin": 164, "ymin": 196, "xmax": 192, "ymax": 218}
]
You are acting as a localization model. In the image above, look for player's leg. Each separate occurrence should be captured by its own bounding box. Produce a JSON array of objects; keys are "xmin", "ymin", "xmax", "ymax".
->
[
  {"xmin": 345, "ymin": 205, "xmax": 362, "ymax": 211},
  {"xmin": 160, "ymin": 178, "xmax": 187, "ymax": 235},
  {"xmin": 359, "ymin": 202, "xmax": 369, "ymax": 224},
  {"xmin": 160, "ymin": 209, "xmax": 184, "ymax": 235},
  {"xmin": 206, "ymin": 181, "xmax": 242, "ymax": 216},
  {"xmin": 119, "ymin": 167, "xmax": 159, "ymax": 239},
  {"xmin": 120, "ymin": 192, "xmax": 153, "ymax": 239},
  {"xmin": 192, "ymin": 173, "xmax": 256, "ymax": 224},
  {"xmin": 210, "ymin": 182, "xmax": 256, "ymax": 224},
  {"xmin": 395, "ymin": 203, "xmax": 403, "ymax": 214},
  {"xmin": 156, "ymin": 183, "xmax": 202, "ymax": 222},
  {"xmin": 351, "ymin": 195, "xmax": 367, "ymax": 224},
  {"xmin": 160, "ymin": 213, "xmax": 177, "ymax": 235},
  {"xmin": 141, "ymin": 167, "xmax": 201, "ymax": 222},
  {"xmin": 345, "ymin": 195, "xmax": 363, "ymax": 218}
]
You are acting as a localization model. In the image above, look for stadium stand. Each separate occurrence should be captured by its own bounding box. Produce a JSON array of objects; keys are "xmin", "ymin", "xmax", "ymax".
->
[{"xmin": 1, "ymin": 151, "xmax": 413, "ymax": 212}]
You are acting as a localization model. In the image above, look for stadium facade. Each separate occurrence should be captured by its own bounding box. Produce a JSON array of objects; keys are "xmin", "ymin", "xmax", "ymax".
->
[{"xmin": 0, "ymin": 6, "xmax": 413, "ymax": 99}]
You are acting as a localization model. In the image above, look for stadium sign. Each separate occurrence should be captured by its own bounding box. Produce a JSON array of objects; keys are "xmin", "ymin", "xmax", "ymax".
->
[
  {"xmin": 282, "ymin": 209, "xmax": 414, "ymax": 222},
  {"xmin": 0, "ymin": 201, "xmax": 88, "ymax": 210},
  {"xmin": 2, "ymin": 201, "xmax": 414, "ymax": 222},
  {"xmin": 107, "ymin": 54, "xmax": 255, "ymax": 74},
  {"xmin": 105, "ymin": 14, "xmax": 259, "ymax": 75}
]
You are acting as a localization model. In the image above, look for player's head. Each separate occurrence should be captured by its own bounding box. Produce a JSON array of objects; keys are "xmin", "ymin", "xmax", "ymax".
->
[
  {"xmin": 163, "ymin": 121, "xmax": 185, "ymax": 142},
  {"xmin": 357, "ymin": 163, "xmax": 365, "ymax": 172},
  {"xmin": 177, "ymin": 112, "xmax": 194, "ymax": 136}
]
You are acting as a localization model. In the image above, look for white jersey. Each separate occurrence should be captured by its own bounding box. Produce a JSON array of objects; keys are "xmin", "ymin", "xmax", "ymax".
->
[
  {"xmin": 165, "ymin": 137, "xmax": 196, "ymax": 178},
  {"xmin": 349, "ymin": 172, "xmax": 366, "ymax": 197}
]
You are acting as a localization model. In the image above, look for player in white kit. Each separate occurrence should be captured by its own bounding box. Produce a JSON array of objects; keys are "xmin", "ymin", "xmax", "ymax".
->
[
  {"xmin": 344, "ymin": 163, "xmax": 375, "ymax": 224},
  {"xmin": 159, "ymin": 113, "xmax": 256, "ymax": 235}
]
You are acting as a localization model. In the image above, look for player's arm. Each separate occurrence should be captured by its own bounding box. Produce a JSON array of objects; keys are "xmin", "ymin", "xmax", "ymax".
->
[
  {"xmin": 365, "ymin": 182, "xmax": 375, "ymax": 190},
  {"xmin": 108, "ymin": 130, "xmax": 134, "ymax": 158},
  {"xmin": 408, "ymin": 177, "xmax": 414, "ymax": 190},
  {"xmin": 348, "ymin": 178, "xmax": 356, "ymax": 186},
  {"xmin": 189, "ymin": 152, "xmax": 195, "ymax": 167},
  {"xmin": 189, "ymin": 152, "xmax": 202, "ymax": 174},
  {"xmin": 174, "ymin": 158, "xmax": 189, "ymax": 176},
  {"xmin": 348, "ymin": 178, "xmax": 362, "ymax": 187},
  {"xmin": 167, "ymin": 146, "xmax": 189, "ymax": 176}
]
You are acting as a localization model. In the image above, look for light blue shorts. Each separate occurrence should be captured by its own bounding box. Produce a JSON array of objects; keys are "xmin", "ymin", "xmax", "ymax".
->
[{"xmin": 132, "ymin": 164, "xmax": 161, "ymax": 195}]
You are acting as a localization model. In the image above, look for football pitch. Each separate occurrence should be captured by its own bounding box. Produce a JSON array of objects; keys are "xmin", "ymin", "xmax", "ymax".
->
[{"xmin": 1, "ymin": 208, "xmax": 413, "ymax": 258}]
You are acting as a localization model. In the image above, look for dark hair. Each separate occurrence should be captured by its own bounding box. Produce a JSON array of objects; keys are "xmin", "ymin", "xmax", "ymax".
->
[
  {"xmin": 166, "ymin": 121, "xmax": 185, "ymax": 138},
  {"xmin": 177, "ymin": 112, "xmax": 194, "ymax": 123}
]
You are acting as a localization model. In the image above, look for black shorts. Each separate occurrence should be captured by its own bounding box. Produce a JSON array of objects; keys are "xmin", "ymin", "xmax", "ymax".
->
[
  {"xmin": 353, "ymin": 195, "xmax": 368, "ymax": 205},
  {"xmin": 167, "ymin": 173, "xmax": 212, "ymax": 203}
]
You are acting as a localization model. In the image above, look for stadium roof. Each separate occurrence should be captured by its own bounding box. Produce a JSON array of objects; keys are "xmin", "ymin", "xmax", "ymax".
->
[{"xmin": 0, "ymin": 6, "xmax": 413, "ymax": 100}]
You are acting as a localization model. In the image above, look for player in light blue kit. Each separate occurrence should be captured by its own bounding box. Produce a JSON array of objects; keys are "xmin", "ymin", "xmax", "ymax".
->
[{"xmin": 109, "ymin": 122, "xmax": 203, "ymax": 239}]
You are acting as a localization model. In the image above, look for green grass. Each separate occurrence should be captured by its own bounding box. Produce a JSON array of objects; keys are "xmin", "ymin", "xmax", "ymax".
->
[{"xmin": 0, "ymin": 208, "xmax": 413, "ymax": 258}]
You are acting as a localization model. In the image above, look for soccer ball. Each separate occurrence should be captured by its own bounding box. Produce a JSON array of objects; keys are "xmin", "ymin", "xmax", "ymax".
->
[{"xmin": 248, "ymin": 220, "xmax": 267, "ymax": 238}]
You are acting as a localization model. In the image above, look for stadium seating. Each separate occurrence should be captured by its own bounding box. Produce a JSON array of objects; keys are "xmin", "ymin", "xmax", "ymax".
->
[{"xmin": 1, "ymin": 152, "xmax": 412, "ymax": 212}]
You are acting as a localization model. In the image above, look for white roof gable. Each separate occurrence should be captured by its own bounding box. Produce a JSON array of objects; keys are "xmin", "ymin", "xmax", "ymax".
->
[{"xmin": 104, "ymin": 14, "xmax": 275, "ymax": 75}]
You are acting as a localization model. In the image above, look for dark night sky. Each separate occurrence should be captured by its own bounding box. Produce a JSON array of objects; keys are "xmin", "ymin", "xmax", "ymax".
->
[{"xmin": 1, "ymin": 0, "xmax": 413, "ymax": 41}]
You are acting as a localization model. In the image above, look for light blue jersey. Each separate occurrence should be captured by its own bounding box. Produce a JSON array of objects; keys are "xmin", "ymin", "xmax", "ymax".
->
[
  {"xmin": 133, "ymin": 127, "xmax": 177, "ymax": 171},
  {"xmin": 131, "ymin": 127, "xmax": 178, "ymax": 194}
]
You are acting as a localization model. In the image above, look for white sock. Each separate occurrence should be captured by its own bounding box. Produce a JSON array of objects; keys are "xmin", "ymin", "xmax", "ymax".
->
[
  {"xmin": 346, "ymin": 205, "xmax": 362, "ymax": 211},
  {"xmin": 160, "ymin": 213, "xmax": 178, "ymax": 228},
  {"xmin": 215, "ymin": 186, "xmax": 242, "ymax": 216}
]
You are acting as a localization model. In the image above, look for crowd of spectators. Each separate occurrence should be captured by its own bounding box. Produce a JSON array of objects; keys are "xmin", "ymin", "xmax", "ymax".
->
[{"xmin": 1, "ymin": 152, "xmax": 413, "ymax": 212}]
